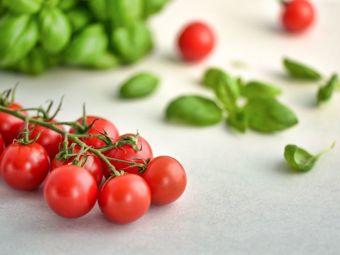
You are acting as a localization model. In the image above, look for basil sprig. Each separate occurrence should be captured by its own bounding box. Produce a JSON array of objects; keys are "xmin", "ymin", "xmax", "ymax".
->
[{"xmin": 284, "ymin": 143, "xmax": 335, "ymax": 172}]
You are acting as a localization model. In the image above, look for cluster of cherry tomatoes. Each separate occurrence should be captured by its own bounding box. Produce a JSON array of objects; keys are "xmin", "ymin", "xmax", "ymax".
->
[{"xmin": 0, "ymin": 93, "xmax": 187, "ymax": 224}]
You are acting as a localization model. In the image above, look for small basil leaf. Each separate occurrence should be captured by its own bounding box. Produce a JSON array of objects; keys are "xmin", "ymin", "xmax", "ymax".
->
[
  {"xmin": 119, "ymin": 72, "xmax": 159, "ymax": 99},
  {"xmin": 317, "ymin": 74, "xmax": 338, "ymax": 105},
  {"xmin": 16, "ymin": 47, "xmax": 49, "ymax": 75},
  {"xmin": 3, "ymin": 0, "xmax": 43, "ymax": 14},
  {"xmin": 284, "ymin": 143, "xmax": 335, "ymax": 172},
  {"xmin": 111, "ymin": 21, "xmax": 153, "ymax": 63},
  {"xmin": 89, "ymin": 52, "xmax": 120, "ymax": 69},
  {"xmin": 227, "ymin": 109, "xmax": 248, "ymax": 133},
  {"xmin": 241, "ymin": 80, "xmax": 282, "ymax": 99},
  {"xmin": 143, "ymin": 0, "xmax": 170, "ymax": 18},
  {"xmin": 244, "ymin": 97, "xmax": 298, "ymax": 133},
  {"xmin": 58, "ymin": 0, "xmax": 78, "ymax": 10},
  {"xmin": 38, "ymin": 8, "xmax": 71, "ymax": 54},
  {"xmin": 283, "ymin": 57, "xmax": 322, "ymax": 81},
  {"xmin": 166, "ymin": 95, "xmax": 223, "ymax": 126},
  {"xmin": 213, "ymin": 73, "xmax": 240, "ymax": 113},
  {"xmin": 66, "ymin": 7, "xmax": 92, "ymax": 32},
  {"xmin": 201, "ymin": 67, "xmax": 226, "ymax": 88},
  {"xmin": 110, "ymin": 0, "xmax": 143, "ymax": 28}
]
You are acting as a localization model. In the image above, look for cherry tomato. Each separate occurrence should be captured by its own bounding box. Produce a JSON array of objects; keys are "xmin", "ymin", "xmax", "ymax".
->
[
  {"xmin": 27, "ymin": 119, "xmax": 64, "ymax": 160},
  {"xmin": 103, "ymin": 134, "xmax": 153, "ymax": 176},
  {"xmin": 69, "ymin": 116, "xmax": 119, "ymax": 149},
  {"xmin": 281, "ymin": 0, "xmax": 315, "ymax": 33},
  {"xmin": 178, "ymin": 21, "xmax": 215, "ymax": 62},
  {"xmin": 0, "ymin": 133, "xmax": 4, "ymax": 156},
  {"xmin": 0, "ymin": 103, "xmax": 27, "ymax": 146},
  {"xmin": 98, "ymin": 174, "xmax": 151, "ymax": 224},
  {"xmin": 0, "ymin": 142, "xmax": 50, "ymax": 190},
  {"xmin": 44, "ymin": 165, "xmax": 98, "ymax": 218},
  {"xmin": 142, "ymin": 156, "xmax": 187, "ymax": 205},
  {"xmin": 52, "ymin": 148, "xmax": 103, "ymax": 186}
]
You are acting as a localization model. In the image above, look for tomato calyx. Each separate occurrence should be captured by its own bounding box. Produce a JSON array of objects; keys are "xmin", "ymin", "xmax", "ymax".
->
[
  {"xmin": 0, "ymin": 85, "xmax": 17, "ymax": 107},
  {"xmin": 15, "ymin": 118, "xmax": 41, "ymax": 145}
]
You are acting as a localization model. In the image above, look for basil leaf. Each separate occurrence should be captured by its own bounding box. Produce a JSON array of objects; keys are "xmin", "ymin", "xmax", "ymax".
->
[
  {"xmin": 3, "ymin": 0, "xmax": 43, "ymax": 14},
  {"xmin": 283, "ymin": 57, "xmax": 322, "ymax": 81},
  {"xmin": 58, "ymin": 0, "xmax": 78, "ymax": 10},
  {"xmin": 241, "ymin": 80, "xmax": 282, "ymax": 99},
  {"xmin": 38, "ymin": 8, "xmax": 71, "ymax": 54},
  {"xmin": 16, "ymin": 47, "xmax": 48, "ymax": 75},
  {"xmin": 0, "ymin": 14, "xmax": 39, "ymax": 67},
  {"xmin": 119, "ymin": 72, "xmax": 159, "ymax": 99},
  {"xmin": 66, "ymin": 7, "xmax": 92, "ymax": 32},
  {"xmin": 317, "ymin": 74, "xmax": 338, "ymax": 105},
  {"xmin": 244, "ymin": 97, "xmax": 298, "ymax": 133},
  {"xmin": 143, "ymin": 0, "xmax": 169, "ymax": 18},
  {"xmin": 227, "ymin": 109, "xmax": 248, "ymax": 133},
  {"xmin": 110, "ymin": 0, "xmax": 143, "ymax": 28},
  {"xmin": 111, "ymin": 21, "xmax": 153, "ymax": 63},
  {"xmin": 201, "ymin": 67, "xmax": 226, "ymax": 88},
  {"xmin": 89, "ymin": 52, "xmax": 119, "ymax": 69},
  {"xmin": 63, "ymin": 24, "xmax": 108, "ymax": 66},
  {"xmin": 213, "ymin": 73, "xmax": 240, "ymax": 113},
  {"xmin": 284, "ymin": 143, "xmax": 335, "ymax": 172},
  {"xmin": 166, "ymin": 95, "xmax": 223, "ymax": 126}
]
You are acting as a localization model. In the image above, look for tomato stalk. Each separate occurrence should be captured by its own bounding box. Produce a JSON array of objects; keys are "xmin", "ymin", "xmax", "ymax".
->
[{"xmin": 0, "ymin": 105, "xmax": 128, "ymax": 177}]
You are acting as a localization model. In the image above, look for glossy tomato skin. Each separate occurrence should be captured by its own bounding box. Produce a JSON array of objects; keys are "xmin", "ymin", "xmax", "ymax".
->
[
  {"xmin": 0, "ymin": 103, "xmax": 27, "ymax": 146},
  {"xmin": 52, "ymin": 150, "xmax": 103, "ymax": 186},
  {"xmin": 142, "ymin": 156, "xmax": 187, "ymax": 205},
  {"xmin": 281, "ymin": 0, "xmax": 315, "ymax": 33},
  {"xmin": 0, "ymin": 143, "xmax": 50, "ymax": 190},
  {"xmin": 178, "ymin": 21, "xmax": 215, "ymax": 62},
  {"xmin": 69, "ymin": 116, "xmax": 119, "ymax": 149},
  {"xmin": 0, "ymin": 133, "xmax": 4, "ymax": 156},
  {"xmin": 28, "ymin": 120, "xmax": 64, "ymax": 160},
  {"xmin": 44, "ymin": 165, "xmax": 98, "ymax": 218},
  {"xmin": 103, "ymin": 134, "xmax": 153, "ymax": 176},
  {"xmin": 98, "ymin": 174, "xmax": 151, "ymax": 224}
]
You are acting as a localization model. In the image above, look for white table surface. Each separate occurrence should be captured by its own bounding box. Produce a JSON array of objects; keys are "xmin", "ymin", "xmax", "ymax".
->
[{"xmin": 1, "ymin": 0, "xmax": 340, "ymax": 254}]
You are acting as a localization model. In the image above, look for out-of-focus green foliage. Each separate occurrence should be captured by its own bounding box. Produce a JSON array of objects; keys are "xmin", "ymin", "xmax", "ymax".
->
[{"xmin": 0, "ymin": 0, "xmax": 170, "ymax": 74}]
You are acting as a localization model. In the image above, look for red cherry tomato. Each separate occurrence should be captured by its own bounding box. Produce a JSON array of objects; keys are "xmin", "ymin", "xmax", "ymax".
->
[
  {"xmin": 0, "ymin": 142, "xmax": 50, "ymax": 190},
  {"xmin": 0, "ymin": 133, "xmax": 4, "ymax": 156},
  {"xmin": 44, "ymin": 165, "xmax": 98, "ymax": 218},
  {"xmin": 98, "ymin": 174, "xmax": 151, "ymax": 224},
  {"xmin": 281, "ymin": 0, "xmax": 315, "ymax": 33},
  {"xmin": 52, "ymin": 148, "xmax": 103, "ymax": 186},
  {"xmin": 178, "ymin": 21, "xmax": 215, "ymax": 62},
  {"xmin": 69, "ymin": 116, "xmax": 119, "ymax": 149},
  {"xmin": 27, "ymin": 119, "xmax": 64, "ymax": 160},
  {"xmin": 0, "ymin": 103, "xmax": 27, "ymax": 146},
  {"xmin": 103, "ymin": 134, "xmax": 153, "ymax": 176},
  {"xmin": 142, "ymin": 156, "xmax": 187, "ymax": 205}
]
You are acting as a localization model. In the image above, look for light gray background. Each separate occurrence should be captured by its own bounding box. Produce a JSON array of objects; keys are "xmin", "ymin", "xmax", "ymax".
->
[{"xmin": 1, "ymin": 0, "xmax": 340, "ymax": 254}]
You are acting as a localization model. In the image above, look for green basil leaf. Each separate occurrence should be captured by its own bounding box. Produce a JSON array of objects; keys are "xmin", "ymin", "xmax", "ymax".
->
[
  {"xmin": 166, "ymin": 95, "xmax": 223, "ymax": 126},
  {"xmin": 89, "ymin": 52, "xmax": 119, "ymax": 69},
  {"xmin": 58, "ymin": 0, "xmax": 78, "ymax": 10},
  {"xmin": 283, "ymin": 57, "xmax": 322, "ymax": 81},
  {"xmin": 63, "ymin": 24, "xmax": 108, "ymax": 66},
  {"xmin": 3, "ymin": 0, "xmax": 43, "ymax": 14},
  {"xmin": 0, "ymin": 1, "xmax": 7, "ymax": 15},
  {"xmin": 241, "ymin": 80, "xmax": 282, "ymax": 99},
  {"xmin": 201, "ymin": 67, "xmax": 226, "ymax": 88},
  {"xmin": 244, "ymin": 97, "xmax": 298, "ymax": 133},
  {"xmin": 110, "ymin": 0, "xmax": 143, "ymax": 28},
  {"xmin": 317, "ymin": 74, "xmax": 338, "ymax": 105},
  {"xmin": 87, "ymin": 0, "xmax": 109, "ymax": 21},
  {"xmin": 111, "ymin": 21, "xmax": 153, "ymax": 63},
  {"xmin": 143, "ymin": 0, "xmax": 169, "ymax": 18},
  {"xmin": 213, "ymin": 73, "xmax": 240, "ymax": 113},
  {"xmin": 16, "ymin": 47, "xmax": 48, "ymax": 75},
  {"xmin": 38, "ymin": 8, "xmax": 71, "ymax": 54},
  {"xmin": 66, "ymin": 7, "xmax": 92, "ymax": 32},
  {"xmin": 284, "ymin": 143, "xmax": 335, "ymax": 172},
  {"xmin": 0, "ymin": 14, "xmax": 39, "ymax": 67},
  {"xmin": 119, "ymin": 72, "xmax": 159, "ymax": 99},
  {"xmin": 227, "ymin": 109, "xmax": 248, "ymax": 133}
]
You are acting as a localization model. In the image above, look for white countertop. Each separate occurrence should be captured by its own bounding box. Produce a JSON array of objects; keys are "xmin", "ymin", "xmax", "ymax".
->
[{"xmin": 1, "ymin": 0, "xmax": 340, "ymax": 254}]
